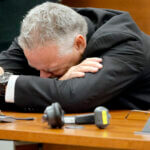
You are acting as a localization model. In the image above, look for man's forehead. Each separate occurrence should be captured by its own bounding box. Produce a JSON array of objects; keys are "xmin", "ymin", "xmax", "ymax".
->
[
  {"xmin": 24, "ymin": 49, "xmax": 59, "ymax": 69},
  {"xmin": 28, "ymin": 57, "xmax": 59, "ymax": 71}
]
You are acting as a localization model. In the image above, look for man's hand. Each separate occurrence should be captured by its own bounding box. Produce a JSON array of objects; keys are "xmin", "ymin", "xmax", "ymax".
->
[
  {"xmin": 0, "ymin": 67, "xmax": 4, "ymax": 75},
  {"xmin": 59, "ymin": 57, "xmax": 103, "ymax": 80}
]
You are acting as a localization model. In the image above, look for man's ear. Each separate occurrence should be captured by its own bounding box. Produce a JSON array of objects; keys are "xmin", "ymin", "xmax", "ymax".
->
[{"xmin": 74, "ymin": 34, "xmax": 86, "ymax": 55}]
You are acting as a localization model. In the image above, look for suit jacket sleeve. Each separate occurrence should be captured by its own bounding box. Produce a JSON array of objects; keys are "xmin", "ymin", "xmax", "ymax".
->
[{"xmin": 13, "ymin": 33, "xmax": 144, "ymax": 113}]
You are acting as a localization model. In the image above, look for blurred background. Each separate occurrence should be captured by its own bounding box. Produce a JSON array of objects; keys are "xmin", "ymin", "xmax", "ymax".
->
[
  {"xmin": 0, "ymin": 0, "xmax": 150, "ymax": 52},
  {"xmin": 62, "ymin": 0, "xmax": 150, "ymax": 35},
  {"xmin": 0, "ymin": 0, "xmax": 60, "ymax": 52}
]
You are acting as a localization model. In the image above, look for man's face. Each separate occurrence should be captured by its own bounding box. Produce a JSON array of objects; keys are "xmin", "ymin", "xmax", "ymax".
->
[{"xmin": 24, "ymin": 43, "xmax": 81, "ymax": 78}]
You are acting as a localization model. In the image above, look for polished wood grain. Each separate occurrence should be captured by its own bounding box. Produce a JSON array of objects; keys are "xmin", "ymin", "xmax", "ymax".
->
[
  {"xmin": 0, "ymin": 111, "xmax": 150, "ymax": 149},
  {"xmin": 62, "ymin": 0, "xmax": 150, "ymax": 35}
]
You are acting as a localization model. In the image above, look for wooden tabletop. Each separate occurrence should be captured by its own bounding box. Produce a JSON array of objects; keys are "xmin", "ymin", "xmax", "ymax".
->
[{"xmin": 0, "ymin": 110, "xmax": 150, "ymax": 150}]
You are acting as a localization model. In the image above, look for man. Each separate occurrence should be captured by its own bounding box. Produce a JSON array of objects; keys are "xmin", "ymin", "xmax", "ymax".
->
[{"xmin": 0, "ymin": 2, "xmax": 150, "ymax": 113}]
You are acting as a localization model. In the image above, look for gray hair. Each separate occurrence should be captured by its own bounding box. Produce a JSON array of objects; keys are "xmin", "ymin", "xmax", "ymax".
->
[{"xmin": 18, "ymin": 2, "xmax": 88, "ymax": 55}]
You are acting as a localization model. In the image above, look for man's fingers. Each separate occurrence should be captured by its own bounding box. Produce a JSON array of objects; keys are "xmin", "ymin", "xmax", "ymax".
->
[
  {"xmin": 59, "ymin": 71, "xmax": 85, "ymax": 80},
  {"xmin": 81, "ymin": 61, "xmax": 103, "ymax": 69},
  {"xmin": 59, "ymin": 57, "xmax": 103, "ymax": 80},
  {"xmin": 70, "ymin": 72, "xmax": 85, "ymax": 78},
  {"xmin": 81, "ymin": 57, "xmax": 103, "ymax": 69},
  {"xmin": 73, "ymin": 66, "xmax": 100, "ymax": 73},
  {"xmin": 0, "ymin": 67, "xmax": 4, "ymax": 75},
  {"xmin": 84, "ymin": 57, "xmax": 102, "ymax": 63}
]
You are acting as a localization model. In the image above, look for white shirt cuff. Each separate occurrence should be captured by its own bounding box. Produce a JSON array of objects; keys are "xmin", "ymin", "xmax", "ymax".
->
[{"xmin": 5, "ymin": 75, "xmax": 19, "ymax": 103}]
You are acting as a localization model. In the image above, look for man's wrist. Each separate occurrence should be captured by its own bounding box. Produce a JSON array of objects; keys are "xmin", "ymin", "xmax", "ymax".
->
[{"xmin": 0, "ymin": 72, "xmax": 13, "ymax": 96}]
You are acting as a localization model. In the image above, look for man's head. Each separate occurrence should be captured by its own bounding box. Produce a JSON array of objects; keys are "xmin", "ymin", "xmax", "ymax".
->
[{"xmin": 18, "ymin": 2, "xmax": 88, "ymax": 78}]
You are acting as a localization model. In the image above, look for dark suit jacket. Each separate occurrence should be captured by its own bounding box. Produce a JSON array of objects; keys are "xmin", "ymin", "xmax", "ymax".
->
[{"xmin": 0, "ymin": 8, "xmax": 150, "ymax": 112}]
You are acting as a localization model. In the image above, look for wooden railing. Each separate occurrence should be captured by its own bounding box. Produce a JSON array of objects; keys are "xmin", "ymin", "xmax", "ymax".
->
[{"xmin": 62, "ymin": 0, "xmax": 150, "ymax": 35}]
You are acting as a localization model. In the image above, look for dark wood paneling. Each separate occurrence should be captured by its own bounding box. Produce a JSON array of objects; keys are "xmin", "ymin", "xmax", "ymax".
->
[{"xmin": 62, "ymin": 0, "xmax": 150, "ymax": 34}]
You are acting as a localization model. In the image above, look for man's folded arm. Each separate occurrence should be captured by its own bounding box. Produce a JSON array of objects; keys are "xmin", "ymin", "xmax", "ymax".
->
[
  {"xmin": 1, "ymin": 36, "xmax": 145, "ymax": 112},
  {"xmin": 12, "ymin": 43, "xmax": 144, "ymax": 112}
]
